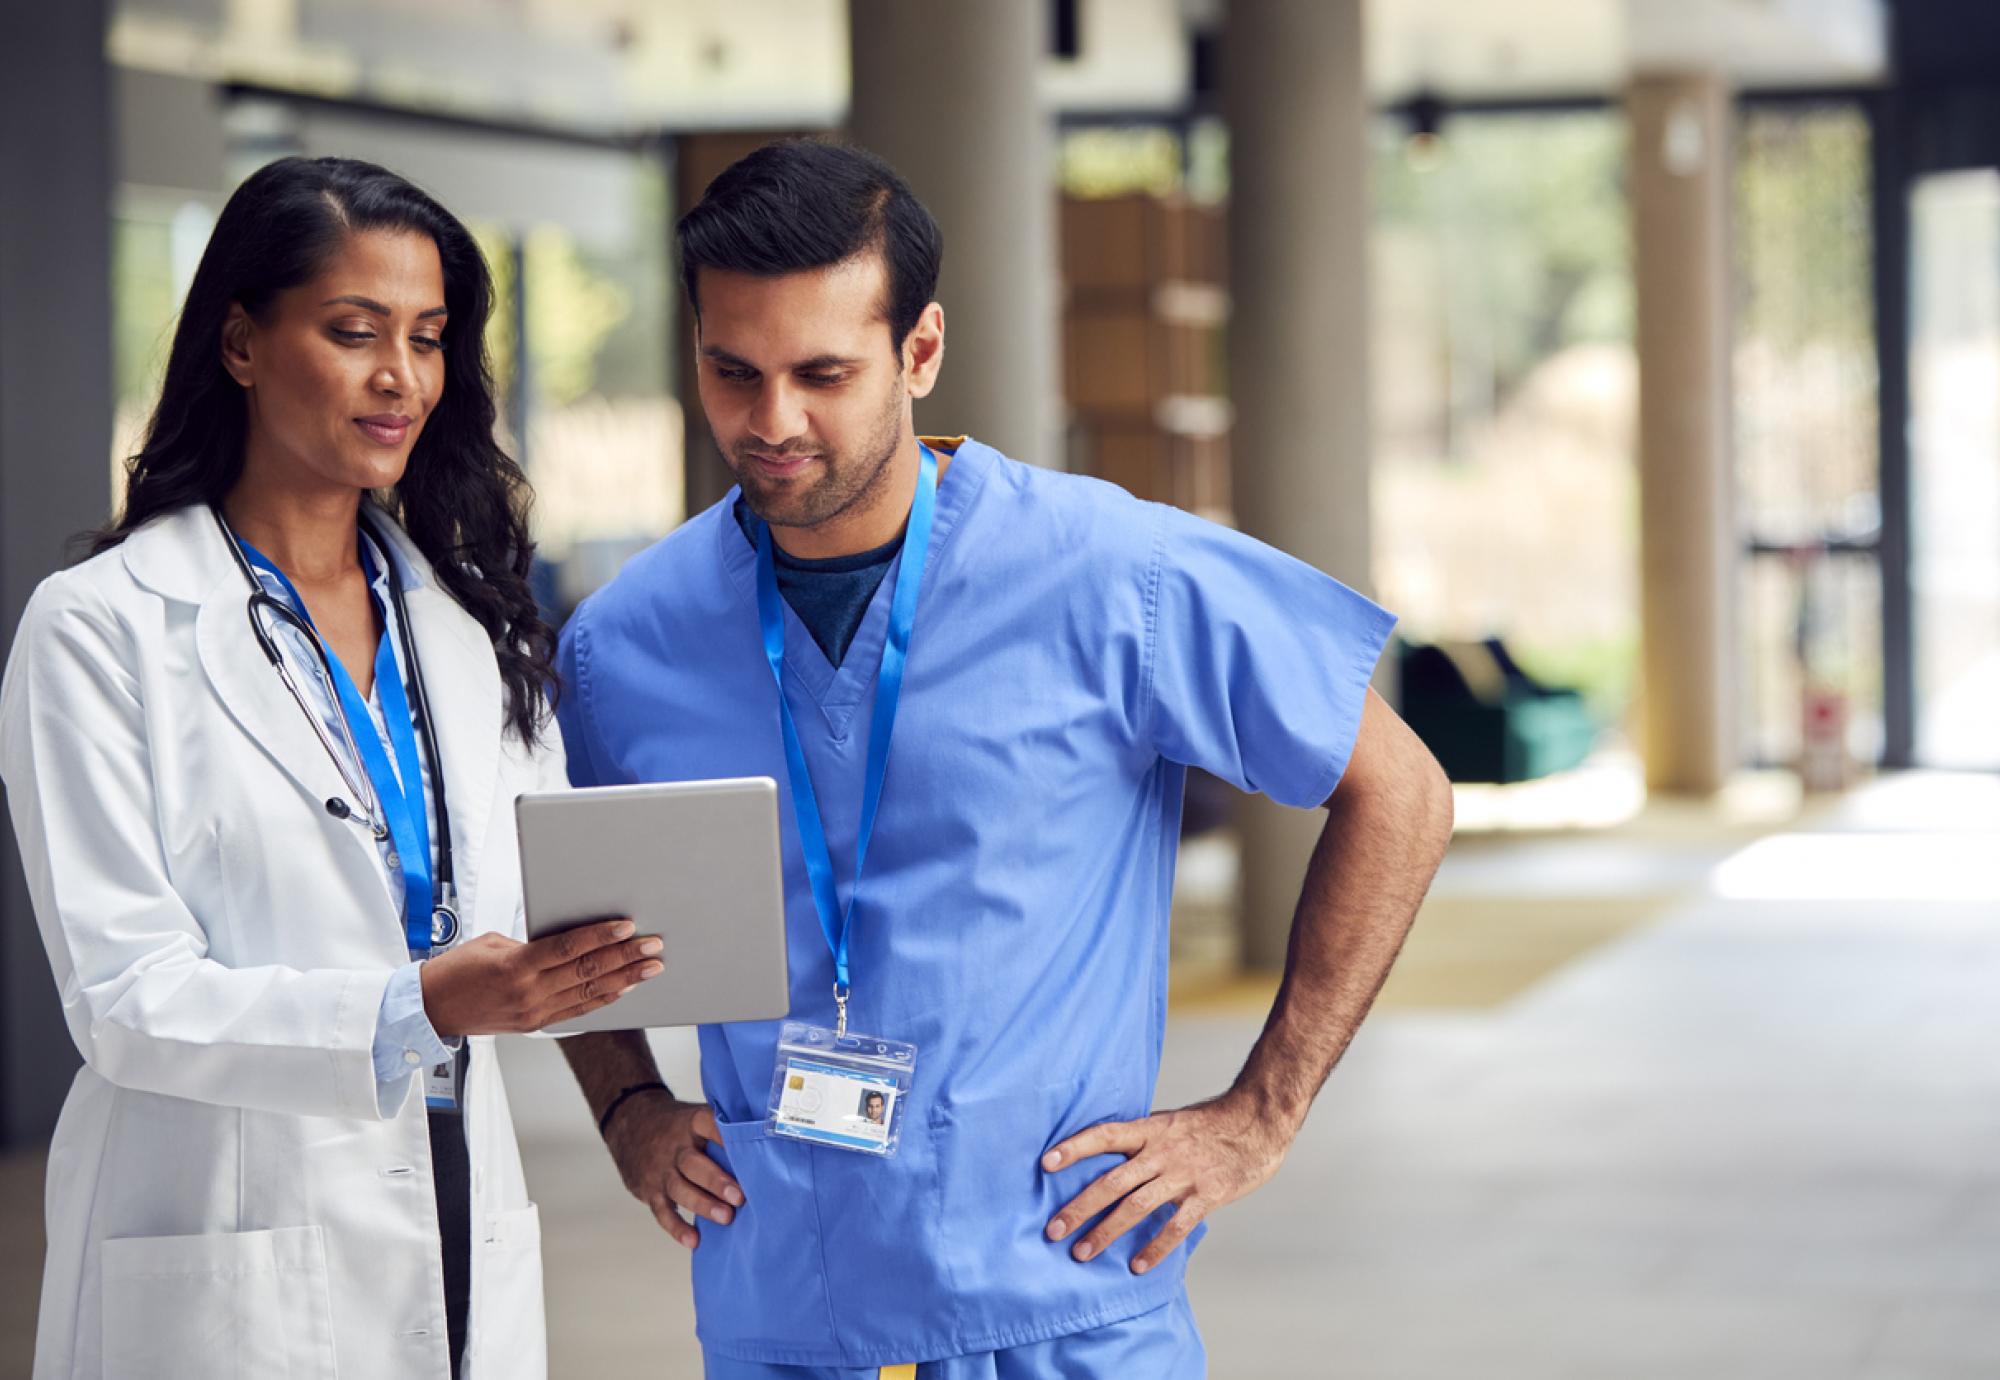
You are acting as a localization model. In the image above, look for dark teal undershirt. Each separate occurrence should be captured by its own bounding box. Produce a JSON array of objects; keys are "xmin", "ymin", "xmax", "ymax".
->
[{"xmin": 733, "ymin": 498, "xmax": 900, "ymax": 667}]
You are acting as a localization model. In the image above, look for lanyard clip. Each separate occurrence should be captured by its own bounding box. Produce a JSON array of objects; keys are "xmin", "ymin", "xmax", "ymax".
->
[{"xmin": 833, "ymin": 983, "xmax": 850, "ymax": 1039}]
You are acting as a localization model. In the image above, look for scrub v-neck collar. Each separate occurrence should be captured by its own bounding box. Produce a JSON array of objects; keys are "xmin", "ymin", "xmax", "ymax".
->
[{"xmin": 717, "ymin": 438, "xmax": 990, "ymax": 740}]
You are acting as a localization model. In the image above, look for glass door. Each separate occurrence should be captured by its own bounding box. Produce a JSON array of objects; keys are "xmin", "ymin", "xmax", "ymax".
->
[{"xmin": 1908, "ymin": 170, "xmax": 2000, "ymax": 768}]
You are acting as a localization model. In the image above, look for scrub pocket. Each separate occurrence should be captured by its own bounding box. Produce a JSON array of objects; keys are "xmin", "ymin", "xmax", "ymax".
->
[
  {"xmin": 690, "ymin": 1114, "xmax": 837, "ymax": 1354},
  {"xmin": 100, "ymin": 1224, "xmax": 336, "ymax": 1380},
  {"xmin": 932, "ymin": 1081, "xmax": 1184, "ymax": 1341},
  {"xmin": 472, "ymin": 1203, "xmax": 546, "ymax": 1374}
]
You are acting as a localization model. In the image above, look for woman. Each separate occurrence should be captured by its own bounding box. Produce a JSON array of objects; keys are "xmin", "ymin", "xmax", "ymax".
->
[{"xmin": 0, "ymin": 156, "xmax": 656, "ymax": 1380}]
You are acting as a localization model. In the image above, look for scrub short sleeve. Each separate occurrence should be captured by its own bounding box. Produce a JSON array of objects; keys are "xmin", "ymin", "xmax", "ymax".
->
[
  {"xmin": 554, "ymin": 604, "xmax": 610, "ymax": 790},
  {"xmin": 1143, "ymin": 503, "xmax": 1397, "ymax": 808}
]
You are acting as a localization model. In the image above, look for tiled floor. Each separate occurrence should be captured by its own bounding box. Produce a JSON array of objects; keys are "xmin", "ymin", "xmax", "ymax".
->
[{"xmin": 3, "ymin": 772, "xmax": 1995, "ymax": 1378}]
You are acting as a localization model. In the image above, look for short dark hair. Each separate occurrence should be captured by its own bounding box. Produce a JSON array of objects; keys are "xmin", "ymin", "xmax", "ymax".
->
[{"xmin": 676, "ymin": 139, "xmax": 942, "ymax": 353}]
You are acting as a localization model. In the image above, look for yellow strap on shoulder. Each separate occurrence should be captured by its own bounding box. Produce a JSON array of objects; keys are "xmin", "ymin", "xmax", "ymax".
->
[{"xmin": 879, "ymin": 1367, "xmax": 917, "ymax": 1380}]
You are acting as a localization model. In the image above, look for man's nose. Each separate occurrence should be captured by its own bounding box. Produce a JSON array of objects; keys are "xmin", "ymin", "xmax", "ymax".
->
[{"xmin": 747, "ymin": 378, "xmax": 806, "ymax": 445}]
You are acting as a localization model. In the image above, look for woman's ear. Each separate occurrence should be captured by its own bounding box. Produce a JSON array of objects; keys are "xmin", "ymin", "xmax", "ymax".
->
[{"xmin": 220, "ymin": 303, "xmax": 255, "ymax": 388}]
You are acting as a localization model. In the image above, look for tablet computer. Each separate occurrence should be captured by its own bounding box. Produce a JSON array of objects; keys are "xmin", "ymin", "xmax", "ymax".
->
[{"xmin": 515, "ymin": 777, "xmax": 791, "ymax": 1034}]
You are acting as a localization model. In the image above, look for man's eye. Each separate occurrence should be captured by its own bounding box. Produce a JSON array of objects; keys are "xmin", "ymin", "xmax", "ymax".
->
[
  {"xmin": 716, "ymin": 366, "xmax": 756, "ymax": 383},
  {"xmin": 800, "ymin": 373, "xmax": 844, "ymax": 387}
]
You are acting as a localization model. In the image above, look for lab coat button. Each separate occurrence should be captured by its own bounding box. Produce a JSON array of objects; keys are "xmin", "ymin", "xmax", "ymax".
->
[{"xmin": 404, "ymin": 1049, "xmax": 422, "ymax": 1066}]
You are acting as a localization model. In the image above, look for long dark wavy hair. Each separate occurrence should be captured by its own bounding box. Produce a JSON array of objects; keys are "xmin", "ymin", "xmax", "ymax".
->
[{"xmin": 92, "ymin": 155, "xmax": 555, "ymax": 745}]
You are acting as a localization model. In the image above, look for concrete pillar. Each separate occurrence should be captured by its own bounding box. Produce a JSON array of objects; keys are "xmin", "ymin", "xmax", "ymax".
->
[
  {"xmin": 1628, "ymin": 72, "xmax": 1735, "ymax": 794},
  {"xmin": 846, "ymin": 1, "xmax": 1062, "ymax": 465},
  {"xmin": 1225, "ymin": 0, "xmax": 1375, "ymax": 969},
  {"xmin": 0, "ymin": 0, "xmax": 110, "ymax": 1144}
]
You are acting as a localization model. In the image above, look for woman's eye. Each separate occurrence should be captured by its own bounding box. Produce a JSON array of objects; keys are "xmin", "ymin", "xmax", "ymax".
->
[
  {"xmin": 412, "ymin": 336, "xmax": 444, "ymax": 352},
  {"xmin": 330, "ymin": 329, "xmax": 375, "ymax": 344}
]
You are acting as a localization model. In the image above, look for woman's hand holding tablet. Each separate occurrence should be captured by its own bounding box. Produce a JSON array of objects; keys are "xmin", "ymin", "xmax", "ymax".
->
[{"xmin": 421, "ymin": 917, "xmax": 664, "ymax": 1035}]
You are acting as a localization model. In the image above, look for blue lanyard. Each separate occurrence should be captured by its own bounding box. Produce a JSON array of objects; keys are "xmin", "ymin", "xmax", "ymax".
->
[
  {"xmin": 752, "ymin": 444, "xmax": 938, "ymax": 1001},
  {"xmin": 237, "ymin": 535, "xmax": 437, "ymax": 957}
]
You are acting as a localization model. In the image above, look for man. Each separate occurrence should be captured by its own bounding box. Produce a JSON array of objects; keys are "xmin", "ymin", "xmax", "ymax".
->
[{"xmin": 557, "ymin": 140, "xmax": 1453, "ymax": 1378}]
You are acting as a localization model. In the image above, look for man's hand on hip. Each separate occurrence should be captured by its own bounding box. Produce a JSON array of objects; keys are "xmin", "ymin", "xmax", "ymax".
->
[
  {"xmin": 1040, "ymin": 1092, "xmax": 1287, "ymax": 1274},
  {"xmin": 603, "ymin": 1095, "xmax": 744, "ymax": 1250}
]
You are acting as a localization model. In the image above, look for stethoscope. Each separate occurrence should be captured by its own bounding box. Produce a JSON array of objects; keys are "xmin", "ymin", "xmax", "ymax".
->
[{"xmin": 211, "ymin": 505, "xmax": 461, "ymax": 949}]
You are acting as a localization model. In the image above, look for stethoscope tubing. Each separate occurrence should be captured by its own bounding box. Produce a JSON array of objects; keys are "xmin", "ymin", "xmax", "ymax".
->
[
  {"xmin": 210, "ymin": 504, "xmax": 459, "ymax": 941},
  {"xmin": 254, "ymin": 591, "xmax": 393, "ymax": 840}
]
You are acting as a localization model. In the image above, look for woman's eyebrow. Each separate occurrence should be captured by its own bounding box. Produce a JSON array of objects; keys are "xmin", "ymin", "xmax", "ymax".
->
[{"xmin": 320, "ymin": 294, "xmax": 448, "ymax": 319}]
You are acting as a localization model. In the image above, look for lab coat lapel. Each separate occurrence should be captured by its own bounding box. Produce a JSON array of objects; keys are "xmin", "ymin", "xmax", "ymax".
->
[
  {"xmin": 192, "ymin": 569, "xmax": 391, "ymax": 885},
  {"xmin": 121, "ymin": 505, "xmax": 385, "ymax": 881}
]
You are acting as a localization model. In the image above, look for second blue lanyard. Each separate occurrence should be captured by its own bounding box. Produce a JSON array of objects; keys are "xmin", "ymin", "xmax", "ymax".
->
[
  {"xmin": 752, "ymin": 444, "xmax": 938, "ymax": 999},
  {"xmin": 239, "ymin": 537, "xmax": 436, "ymax": 956}
]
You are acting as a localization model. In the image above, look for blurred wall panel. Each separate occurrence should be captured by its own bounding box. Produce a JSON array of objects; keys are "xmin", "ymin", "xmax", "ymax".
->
[
  {"xmin": 295, "ymin": 112, "xmax": 643, "ymax": 246},
  {"xmin": 0, "ymin": 0, "xmax": 110, "ymax": 1146},
  {"xmin": 116, "ymin": 69, "xmax": 227, "ymax": 195}
]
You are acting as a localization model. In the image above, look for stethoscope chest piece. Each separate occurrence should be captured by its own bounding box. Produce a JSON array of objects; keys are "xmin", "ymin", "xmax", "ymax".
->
[{"xmin": 431, "ymin": 904, "xmax": 461, "ymax": 949}]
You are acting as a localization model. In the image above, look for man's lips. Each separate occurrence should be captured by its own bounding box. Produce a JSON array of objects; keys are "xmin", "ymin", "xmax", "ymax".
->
[
  {"xmin": 745, "ymin": 452, "xmax": 820, "ymax": 478},
  {"xmin": 354, "ymin": 415, "xmax": 413, "ymax": 446}
]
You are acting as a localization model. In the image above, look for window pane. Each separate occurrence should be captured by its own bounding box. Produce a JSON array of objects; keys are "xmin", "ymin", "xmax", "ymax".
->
[
  {"xmin": 1909, "ymin": 169, "xmax": 2000, "ymax": 769},
  {"xmin": 1370, "ymin": 111, "xmax": 1637, "ymax": 724},
  {"xmin": 1734, "ymin": 102, "xmax": 1882, "ymax": 768}
]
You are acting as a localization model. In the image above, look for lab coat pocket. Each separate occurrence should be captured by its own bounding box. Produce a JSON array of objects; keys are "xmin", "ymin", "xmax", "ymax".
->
[
  {"xmin": 100, "ymin": 1224, "xmax": 336, "ymax": 1380},
  {"xmin": 472, "ymin": 1203, "xmax": 547, "ymax": 1377},
  {"xmin": 689, "ymin": 1114, "xmax": 837, "ymax": 1352}
]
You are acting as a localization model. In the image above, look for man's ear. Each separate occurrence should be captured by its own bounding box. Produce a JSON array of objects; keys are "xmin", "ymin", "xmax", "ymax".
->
[
  {"xmin": 904, "ymin": 301, "xmax": 945, "ymax": 401},
  {"xmin": 220, "ymin": 303, "xmax": 256, "ymax": 388}
]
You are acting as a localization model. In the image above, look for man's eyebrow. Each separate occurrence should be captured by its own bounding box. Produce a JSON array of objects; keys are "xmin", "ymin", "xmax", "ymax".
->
[
  {"xmin": 320, "ymin": 294, "xmax": 448, "ymax": 320},
  {"xmin": 700, "ymin": 345, "xmax": 865, "ymax": 371}
]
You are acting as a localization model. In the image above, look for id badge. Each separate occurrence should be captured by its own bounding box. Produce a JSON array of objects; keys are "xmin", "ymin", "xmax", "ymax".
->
[
  {"xmin": 424, "ymin": 1044, "xmax": 468, "ymax": 1113},
  {"xmin": 766, "ymin": 1021, "xmax": 916, "ymax": 1157}
]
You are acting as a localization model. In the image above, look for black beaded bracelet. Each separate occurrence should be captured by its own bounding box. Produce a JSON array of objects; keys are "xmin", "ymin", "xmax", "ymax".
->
[{"xmin": 598, "ymin": 1080, "xmax": 670, "ymax": 1136}]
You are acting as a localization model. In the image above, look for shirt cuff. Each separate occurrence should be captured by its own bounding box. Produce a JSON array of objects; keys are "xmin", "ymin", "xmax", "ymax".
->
[{"xmin": 370, "ymin": 960, "xmax": 459, "ymax": 1114}]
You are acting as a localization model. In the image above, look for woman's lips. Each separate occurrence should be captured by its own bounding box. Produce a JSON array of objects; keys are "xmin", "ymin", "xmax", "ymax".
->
[{"xmin": 354, "ymin": 416, "xmax": 412, "ymax": 446}]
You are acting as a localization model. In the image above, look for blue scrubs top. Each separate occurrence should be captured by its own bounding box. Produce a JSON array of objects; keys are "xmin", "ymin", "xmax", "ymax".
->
[{"xmin": 556, "ymin": 438, "xmax": 1396, "ymax": 1369}]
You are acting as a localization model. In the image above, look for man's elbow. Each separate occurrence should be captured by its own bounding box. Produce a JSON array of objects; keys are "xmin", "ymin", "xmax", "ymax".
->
[
  {"xmin": 1413, "ymin": 741, "xmax": 1454, "ymax": 854},
  {"xmin": 1328, "ymin": 693, "xmax": 1455, "ymax": 848},
  {"xmin": 1359, "ymin": 729, "xmax": 1452, "ymax": 858}
]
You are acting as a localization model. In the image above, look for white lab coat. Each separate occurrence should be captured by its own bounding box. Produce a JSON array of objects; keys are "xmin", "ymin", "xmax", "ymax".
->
[{"xmin": 0, "ymin": 502, "xmax": 556, "ymax": 1380}]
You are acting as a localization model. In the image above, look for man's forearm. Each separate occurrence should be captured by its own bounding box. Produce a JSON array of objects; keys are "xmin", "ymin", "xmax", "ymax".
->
[
  {"xmin": 1230, "ymin": 747, "xmax": 1453, "ymax": 1135},
  {"xmin": 561, "ymin": 1030, "xmax": 672, "ymax": 1124}
]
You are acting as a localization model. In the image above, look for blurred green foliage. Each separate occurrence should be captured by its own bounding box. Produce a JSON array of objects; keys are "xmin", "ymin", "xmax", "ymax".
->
[
  {"xmin": 1736, "ymin": 104, "xmax": 1873, "ymax": 356},
  {"xmin": 1373, "ymin": 112, "xmax": 1632, "ymax": 412}
]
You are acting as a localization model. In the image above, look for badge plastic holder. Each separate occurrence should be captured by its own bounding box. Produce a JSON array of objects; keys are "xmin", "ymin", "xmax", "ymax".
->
[
  {"xmin": 766, "ymin": 1020, "xmax": 916, "ymax": 1157},
  {"xmin": 425, "ymin": 1044, "xmax": 468, "ymax": 1113}
]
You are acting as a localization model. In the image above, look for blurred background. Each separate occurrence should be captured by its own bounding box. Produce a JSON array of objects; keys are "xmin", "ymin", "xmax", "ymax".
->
[{"xmin": 2, "ymin": 1, "xmax": 1997, "ymax": 1376}]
